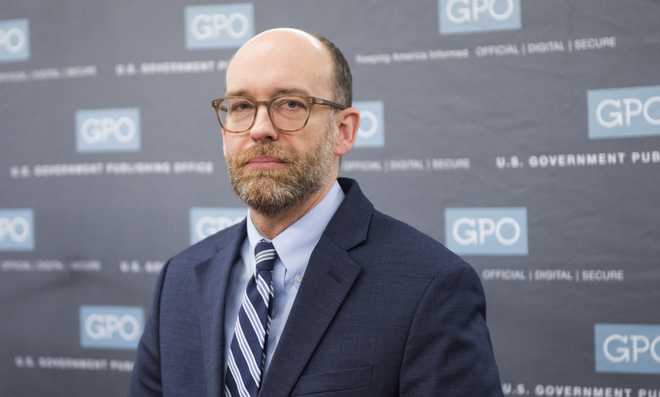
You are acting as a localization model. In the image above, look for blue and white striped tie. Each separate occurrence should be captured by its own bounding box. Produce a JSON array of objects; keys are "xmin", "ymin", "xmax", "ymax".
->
[{"xmin": 225, "ymin": 240, "xmax": 277, "ymax": 397}]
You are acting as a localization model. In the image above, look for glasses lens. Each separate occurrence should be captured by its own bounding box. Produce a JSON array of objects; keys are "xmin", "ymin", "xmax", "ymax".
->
[
  {"xmin": 270, "ymin": 96, "xmax": 310, "ymax": 131},
  {"xmin": 218, "ymin": 97, "xmax": 255, "ymax": 132}
]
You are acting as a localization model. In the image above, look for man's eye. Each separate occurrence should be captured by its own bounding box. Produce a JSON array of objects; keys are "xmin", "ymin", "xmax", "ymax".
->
[
  {"xmin": 230, "ymin": 101, "xmax": 254, "ymax": 112},
  {"xmin": 286, "ymin": 100, "xmax": 303, "ymax": 109},
  {"xmin": 276, "ymin": 98, "xmax": 307, "ymax": 112}
]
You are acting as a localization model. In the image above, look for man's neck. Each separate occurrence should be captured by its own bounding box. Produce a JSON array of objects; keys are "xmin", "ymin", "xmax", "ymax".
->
[{"xmin": 250, "ymin": 178, "xmax": 336, "ymax": 240}]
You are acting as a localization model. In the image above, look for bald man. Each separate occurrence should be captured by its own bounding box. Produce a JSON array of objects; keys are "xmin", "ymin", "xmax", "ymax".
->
[{"xmin": 130, "ymin": 28, "xmax": 503, "ymax": 397}]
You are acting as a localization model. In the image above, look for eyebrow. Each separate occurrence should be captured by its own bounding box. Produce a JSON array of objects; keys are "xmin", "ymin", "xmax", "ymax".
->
[{"xmin": 225, "ymin": 87, "xmax": 311, "ymax": 98}]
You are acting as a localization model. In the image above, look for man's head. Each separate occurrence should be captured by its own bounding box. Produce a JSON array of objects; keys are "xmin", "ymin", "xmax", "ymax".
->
[{"xmin": 219, "ymin": 28, "xmax": 359, "ymax": 216}]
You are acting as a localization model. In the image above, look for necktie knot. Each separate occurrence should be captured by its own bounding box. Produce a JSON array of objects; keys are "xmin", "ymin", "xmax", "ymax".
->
[{"xmin": 254, "ymin": 240, "xmax": 277, "ymax": 272}]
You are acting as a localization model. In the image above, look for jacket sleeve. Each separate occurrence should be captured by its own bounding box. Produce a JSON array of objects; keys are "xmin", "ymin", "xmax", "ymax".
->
[
  {"xmin": 399, "ymin": 260, "xmax": 503, "ymax": 396},
  {"xmin": 129, "ymin": 260, "xmax": 171, "ymax": 397}
]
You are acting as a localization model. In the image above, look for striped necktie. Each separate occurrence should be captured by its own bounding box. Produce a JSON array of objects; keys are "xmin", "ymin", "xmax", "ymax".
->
[{"xmin": 225, "ymin": 240, "xmax": 277, "ymax": 397}]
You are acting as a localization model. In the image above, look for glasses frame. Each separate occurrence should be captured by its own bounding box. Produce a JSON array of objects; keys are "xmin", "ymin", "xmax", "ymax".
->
[{"xmin": 211, "ymin": 95, "xmax": 348, "ymax": 133}]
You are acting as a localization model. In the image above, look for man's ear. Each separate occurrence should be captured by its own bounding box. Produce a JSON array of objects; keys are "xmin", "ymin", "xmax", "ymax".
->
[{"xmin": 334, "ymin": 107, "xmax": 360, "ymax": 156}]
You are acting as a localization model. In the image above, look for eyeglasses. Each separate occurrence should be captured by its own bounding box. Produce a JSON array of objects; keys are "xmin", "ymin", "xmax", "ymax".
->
[{"xmin": 211, "ymin": 95, "xmax": 348, "ymax": 133}]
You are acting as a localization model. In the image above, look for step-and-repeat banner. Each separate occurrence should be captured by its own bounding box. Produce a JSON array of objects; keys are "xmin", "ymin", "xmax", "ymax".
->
[{"xmin": 1, "ymin": 1, "xmax": 659, "ymax": 395}]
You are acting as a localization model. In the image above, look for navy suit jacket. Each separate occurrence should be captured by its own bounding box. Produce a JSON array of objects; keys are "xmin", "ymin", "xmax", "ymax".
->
[{"xmin": 130, "ymin": 178, "xmax": 503, "ymax": 396}]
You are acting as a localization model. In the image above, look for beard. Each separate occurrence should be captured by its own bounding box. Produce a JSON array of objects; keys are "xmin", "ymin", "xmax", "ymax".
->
[{"xmin": 225, "ymin": 126, "xmax": 336, "ymax": 216}]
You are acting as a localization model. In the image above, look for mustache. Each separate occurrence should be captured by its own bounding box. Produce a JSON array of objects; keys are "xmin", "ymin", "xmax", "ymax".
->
[{"xmin": 235, "ymin": 144, "xmax": 293, "ymax": 166}]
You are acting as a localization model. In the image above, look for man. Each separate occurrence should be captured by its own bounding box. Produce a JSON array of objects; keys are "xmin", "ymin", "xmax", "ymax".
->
[{"xmin": 131, "ymin": 28, "xmax": 503, "ymax": 396}]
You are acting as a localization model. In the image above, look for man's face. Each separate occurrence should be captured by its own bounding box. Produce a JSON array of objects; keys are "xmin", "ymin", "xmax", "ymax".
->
[{"xmin": 222, "ymin": 31, "xmax": 340, "ymax": 215}]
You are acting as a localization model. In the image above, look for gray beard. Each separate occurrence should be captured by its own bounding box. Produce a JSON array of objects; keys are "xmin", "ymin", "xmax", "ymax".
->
[{"xmin": 226, "ymin": 132, "xmax": 335, "ymax": 216}]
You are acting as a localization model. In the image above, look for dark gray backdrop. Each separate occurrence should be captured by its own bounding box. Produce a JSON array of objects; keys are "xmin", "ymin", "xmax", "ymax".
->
[{"xmin": 1, "ymin": 0, "xmax": 659, "ymax": 395}]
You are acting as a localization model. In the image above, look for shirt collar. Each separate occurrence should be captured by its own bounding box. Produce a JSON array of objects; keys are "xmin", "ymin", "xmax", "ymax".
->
[{"xmin": 246, "ymin": 181, "xmax": 345, "ymax": 280}]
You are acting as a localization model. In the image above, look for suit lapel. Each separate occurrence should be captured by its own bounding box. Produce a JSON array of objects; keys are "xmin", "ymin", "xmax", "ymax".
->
[
  {"xmin": 259, "ymin": 178, "xmax": 374, "ymax": 396},
  {"xmin": 259, "ymin": 236, "xmax": 361, "ymax": 396},
  {"xmin": 194, "ymin": 221, "xmax": 246, "ymax": 397}
]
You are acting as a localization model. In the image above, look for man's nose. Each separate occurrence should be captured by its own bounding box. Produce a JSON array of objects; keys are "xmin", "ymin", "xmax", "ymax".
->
[{"xmin": 249, "ymin": 104, "xmax": 278, "ymax": 141}]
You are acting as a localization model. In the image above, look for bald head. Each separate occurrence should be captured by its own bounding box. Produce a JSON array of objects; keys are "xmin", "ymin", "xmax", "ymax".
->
[
  {"xmin": 242, "ymin": 28, "xmax": 325, "ymax": 52},
  {"xmin": 226, "ymin": 28, "xmax": 352, "ymax": 106}
]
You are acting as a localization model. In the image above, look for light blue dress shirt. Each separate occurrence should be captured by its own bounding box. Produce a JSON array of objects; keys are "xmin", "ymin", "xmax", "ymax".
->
[{"xmin": 223, "ymin": 181, "xmax": 345, "ymax": 374}]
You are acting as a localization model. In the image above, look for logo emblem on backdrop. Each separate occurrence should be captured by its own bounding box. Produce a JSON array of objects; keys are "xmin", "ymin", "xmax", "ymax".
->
[
  {"xmin": 445, "ymin": 207, "xmax": 528, "ymax": 255},
  {"xmin": 588, "ymin": 86, "xmax": 660, "ymax": 139},
  {"xmin": 75, "ymin": 108, "xmax": 141, "ymax": 153},
  {"xmin": 190, "ymin": 207, "xmax": 245, "ymax": 245},
  {"xmin": 80, "ymin": 306, "xmax": 144, "ymax": 350},
  {"xmin": 0, "ymin": 209, "xmax": 34, "ymax": 251},
  {"xmin": 185, "ymin": 4, "xmax": 254, "ymax": 49},
  {"xmin": 438, "ymin": 0, "xmax": 521, "ymax": 34},
  {"xmin": 354, "ymin": 101, "xmax": 385, "ymax": 147},
  {"xmin": 0, "ymin": 19, "xmax": 30, "ymax": 63},
  {"xmin": 595, "ymin": 324, "xmax": 660, "ymax": 374}
]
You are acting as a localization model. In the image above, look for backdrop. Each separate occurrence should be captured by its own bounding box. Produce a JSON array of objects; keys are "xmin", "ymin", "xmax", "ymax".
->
[{"xmin": 1, "ymin": 1, "xmax": 659, "ymax": 396}]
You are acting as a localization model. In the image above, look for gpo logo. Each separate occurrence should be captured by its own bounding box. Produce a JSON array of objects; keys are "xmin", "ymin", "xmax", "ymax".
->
[
  {"xmin": 0, "ymin": 19, "xmax": 30, "ymax": 62},
  {"xmin": 85, "ymin": 314, "xmax": 141, "ymax": 340},
  {"xmin": 190, "ymin": 207, "xmax": 245, "ymax": 244},
  {"xmin": 185, "ymin": 4, "xmax": 254, "ymax": 49},
  {"xmin": 445, "ymin": 207, "xmax": 528, "ymax": 255},
  {"xmin": 0, "ymin": 214, "xmax": 30, "ymax": 242},
  {"xmin": 439, "ymin": 0, "xmax": 521, "ymax": 34},
  {"xmin": 81, "ymin": 117, "xmax": 135, "ymax": 143},
  {"xmin": 354, "ymin": 101, "xmax": 385, "ymax": 147},
  {"xmin": 80, "ymin": 306, "xmax": 144, "ymax": 350},
  {"xmin": 588, "ymin": 86, "xmax": 660, "ymax": 139},
  {"xmin": 0, "ymin": 209, "xmax": 34, "ymax": 251},
  {"xmin": 76, "ymin": 108, "xmax": 141, "ymax": 152},
  {"xmin": 595, "ymin": 324, "xmax": 660, "ymax": 374},
  {"xmin": 191, "ymin": 12, "xmax": 249, "ymax": 39}
]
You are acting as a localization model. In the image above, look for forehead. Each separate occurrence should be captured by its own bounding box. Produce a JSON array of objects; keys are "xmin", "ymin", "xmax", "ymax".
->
[{"xmin": 226, "ymin": 32, "xmax": 334, "ymax": 97}]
